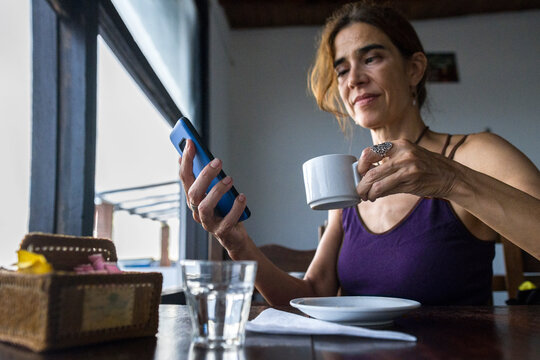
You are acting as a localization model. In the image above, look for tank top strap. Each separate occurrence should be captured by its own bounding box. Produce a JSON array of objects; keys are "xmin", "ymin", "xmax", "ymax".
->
[
  {"xmin": 447, "ymin": 135, "xmax": 469, "ymax": 160},
  {"xmin": 441, "ymin": 134, "xmax": 452, "ymax": 155}
]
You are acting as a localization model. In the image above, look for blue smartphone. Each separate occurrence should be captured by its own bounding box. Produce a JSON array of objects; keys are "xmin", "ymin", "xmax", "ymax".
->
[{"xmin": 170, "ymin": 117, "xmax": 250, "ymax": 221}]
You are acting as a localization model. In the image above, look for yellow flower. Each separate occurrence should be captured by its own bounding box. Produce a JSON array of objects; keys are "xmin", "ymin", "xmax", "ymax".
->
[
  {"xmin": 16, "ymin": 250, "xmax": 53, "ymax": 274},
  {"xmin": 518, "ymin": 281, "xmax": 537, "ymax": 291}
]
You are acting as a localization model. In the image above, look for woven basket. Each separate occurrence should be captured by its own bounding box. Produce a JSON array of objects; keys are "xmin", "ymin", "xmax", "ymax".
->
[{"xmin": 0, "ymin": 233, "xmax": 163, "ymax": 352}]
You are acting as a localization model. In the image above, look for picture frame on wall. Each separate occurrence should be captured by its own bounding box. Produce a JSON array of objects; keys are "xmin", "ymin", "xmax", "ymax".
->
[{"xmin": 426, "ymin": 53, "xmax": 459, "ymax": 82}]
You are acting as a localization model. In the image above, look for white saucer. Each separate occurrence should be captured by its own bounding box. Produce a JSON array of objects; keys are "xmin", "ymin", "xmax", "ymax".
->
[{"xmin": 290, "ymin": 296, "xmax": 420, "ymax": 326}]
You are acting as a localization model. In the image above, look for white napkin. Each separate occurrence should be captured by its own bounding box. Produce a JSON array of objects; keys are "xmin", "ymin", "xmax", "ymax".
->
[{"xmin": 246, "ymin": 308, "xmax": 416, "ymax": 342}]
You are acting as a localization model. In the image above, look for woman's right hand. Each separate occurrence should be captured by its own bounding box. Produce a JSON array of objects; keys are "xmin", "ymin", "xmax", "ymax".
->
[{"xmin": 178, "ymin": 140, "xmax": 250, "ymax": 255}]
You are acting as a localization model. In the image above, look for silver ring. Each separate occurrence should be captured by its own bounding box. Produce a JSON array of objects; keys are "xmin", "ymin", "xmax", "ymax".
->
[
  {"xmin": 190, "ymin": 202, "xmax": 199, "ymax": 213},
  {"xmin": 371, "ymin": 142, "xmax": 393, "ymax": 158}
]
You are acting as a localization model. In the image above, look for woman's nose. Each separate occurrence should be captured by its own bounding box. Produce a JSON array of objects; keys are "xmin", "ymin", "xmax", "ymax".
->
[{"xmin": 348, "ymin": 65, "xmax": 368, "ymax": 88}]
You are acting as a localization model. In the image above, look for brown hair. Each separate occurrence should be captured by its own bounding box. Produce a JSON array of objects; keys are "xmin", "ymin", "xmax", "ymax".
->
[{"xmin": 308, "ymin": 1, "xmax": 427, "ymax": 134}]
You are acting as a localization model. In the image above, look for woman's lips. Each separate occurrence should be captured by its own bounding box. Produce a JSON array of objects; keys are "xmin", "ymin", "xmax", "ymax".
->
[{"xmin": 353, "ymin": 94, "xmax": 379, "ymax": 107}]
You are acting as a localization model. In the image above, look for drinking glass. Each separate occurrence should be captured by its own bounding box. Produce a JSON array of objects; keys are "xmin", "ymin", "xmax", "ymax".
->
[{"xmin": 180, "ymin": 260, "xmax": 257, "ymax": 349}]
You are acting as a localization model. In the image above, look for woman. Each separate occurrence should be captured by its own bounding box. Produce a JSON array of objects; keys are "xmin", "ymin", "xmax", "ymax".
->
[{"xmin": 179, "ymin": 1, "xmax": 540, "ymax": 305}]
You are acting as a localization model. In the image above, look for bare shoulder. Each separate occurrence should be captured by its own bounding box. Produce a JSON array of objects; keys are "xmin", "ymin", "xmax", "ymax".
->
[
  {"xmin": 464, "ymin": 131, "xmax": 517, "ymax": 150},
  {"xmin": 454, "ymin": 131, "xmax": 540, "ymax": 192},
  {"xmin": 456, "ymin": 132, "xmax": 532, "ymax": 168}
]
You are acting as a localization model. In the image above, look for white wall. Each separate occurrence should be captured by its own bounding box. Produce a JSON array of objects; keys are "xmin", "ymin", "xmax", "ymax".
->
[
  {"xmin": 217, "ymin": 10, "xmax": 540, "ymax": 251},
  {"xmin": 209, "ymin": 0, "xmax": 232, "ymax": 162},
  {"xmin": 416, "ymin": 11, "xmax": 540, "ymax": 160},
  {"xmin": 227, "ymin": 26, "xmax": 367, "ymax": 249},
  {"xmin": 0, "ymin": 0, "xmax": 31, "ymax": 267}
]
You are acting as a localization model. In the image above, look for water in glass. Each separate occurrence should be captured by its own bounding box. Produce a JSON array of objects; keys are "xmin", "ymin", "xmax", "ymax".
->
[
  {"xmin": 185, "ymin": 282, "xmax": 253, "ymax": 348},
  {"xmin": 181, "ymin": 260, "xmax": 257, "ymax": 349}
]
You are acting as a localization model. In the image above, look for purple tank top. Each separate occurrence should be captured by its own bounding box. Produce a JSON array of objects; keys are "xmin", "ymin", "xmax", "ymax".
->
[{"xmin": 338, "ymin": 198, "xmax": 495, "ymax": 305}]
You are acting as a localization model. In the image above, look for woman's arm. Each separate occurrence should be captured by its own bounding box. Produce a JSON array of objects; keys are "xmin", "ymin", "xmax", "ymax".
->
[
  {"xmin": 179, "ymin": 139, "xmax": 343, "ymax": 305},
  {"xmin": 355, "ymin": 133, "xmax": 540, "ymax": 259},
  {"xmin": 227, "ymin": 210, "xmax": 343, "ymax": 305},
  {"xmin": 303, "ymin": 209, "xmax": 343, "ymax": 297},
  {"xmin": 448, "ymin": 132, "xmax": 540, "ymax": 258}
]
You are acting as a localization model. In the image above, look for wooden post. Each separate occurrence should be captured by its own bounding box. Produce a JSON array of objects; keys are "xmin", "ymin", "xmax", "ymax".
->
[
  {"xmin": 160, "ymin": 222, "xmax": 171, "ymax": 266},
  {"xmin": 94, "ymin": 201, "xmax": 114, "ymax": 240},
  {"xmin": 30, "ymin": 0, "xmax": 98, "ymax": 236},
  {"xmin": 502, "ymin": 237, "xmax": 525, "ymax": 299}
]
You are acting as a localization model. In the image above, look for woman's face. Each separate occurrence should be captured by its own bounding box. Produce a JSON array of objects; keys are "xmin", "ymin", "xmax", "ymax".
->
[{"xmin": 333, "ymin": 22, "xmax": 413, "ymax": 129}]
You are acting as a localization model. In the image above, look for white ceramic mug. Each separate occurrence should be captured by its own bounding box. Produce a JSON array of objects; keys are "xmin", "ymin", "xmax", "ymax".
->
[{"xmin": 302, "ymin": 154, "xmax": 362, "ymax": 210}]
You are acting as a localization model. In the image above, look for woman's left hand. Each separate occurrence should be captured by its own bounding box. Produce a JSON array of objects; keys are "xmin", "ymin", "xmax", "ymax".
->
[{"xmin": 354, "ymin": 139, "xmax": 464, "ymax": 201}]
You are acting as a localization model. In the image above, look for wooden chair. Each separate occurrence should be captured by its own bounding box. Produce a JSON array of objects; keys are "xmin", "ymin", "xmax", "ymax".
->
[
  {"xmin": 493, "ymin": 237, "xmax": 540, "ymax": 299},
  {"xmin": 258, "ymin": 244, "xmax": 316, "ymax": 273},
  {"xmin": 251, "ymin": 244, "xmax": 316, "ymax": 304},
  {"xmin": 208, "ymin": 234, "xmax": 317, "ymax": 271}
]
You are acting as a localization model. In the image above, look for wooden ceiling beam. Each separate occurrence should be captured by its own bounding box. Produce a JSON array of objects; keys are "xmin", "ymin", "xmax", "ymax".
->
[{"xmin": 218, "ymin": 0, "xmax": 540, "ymax": 28}]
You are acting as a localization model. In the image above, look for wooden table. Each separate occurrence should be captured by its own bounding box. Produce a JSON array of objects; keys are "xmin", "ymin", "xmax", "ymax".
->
[{"xmin": 0, "ymin": 305, "xmax": 539, "ymax": 359}]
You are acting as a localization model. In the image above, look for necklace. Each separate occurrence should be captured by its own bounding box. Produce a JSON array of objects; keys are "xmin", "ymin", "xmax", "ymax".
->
[{"xmin": 414, "ymin": 126, "xmax": 429, "ymax": 145}]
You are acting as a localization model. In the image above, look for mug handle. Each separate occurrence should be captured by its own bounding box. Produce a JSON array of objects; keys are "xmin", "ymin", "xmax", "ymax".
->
[{"xmin": 352, "ymin": 161, "xmax": 362, "ymax": 186}]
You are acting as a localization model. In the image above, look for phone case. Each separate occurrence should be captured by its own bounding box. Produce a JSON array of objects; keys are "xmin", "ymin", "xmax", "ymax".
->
[{"xmin": 170, "ymin": 117, "xmax": 250, "ymax": 221}]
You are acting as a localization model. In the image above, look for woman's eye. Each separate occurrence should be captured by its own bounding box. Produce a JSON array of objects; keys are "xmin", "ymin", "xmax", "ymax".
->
[
  {"xmin": 365, "ymin": 56, "xmax": 380, "ymax": 64},
  {"xmin": 336, "ymin": 68, "xmax": 349, "ymax": 77}
]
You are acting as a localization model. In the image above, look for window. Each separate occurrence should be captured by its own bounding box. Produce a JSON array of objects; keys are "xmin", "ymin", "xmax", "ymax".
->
[
  {"xmin": 95, "ymin": 38, "xmax": 182, "ymax": 289},
  {"xmin": 28, "ymin": 0, "xmax": 210, "ymax": 285}
]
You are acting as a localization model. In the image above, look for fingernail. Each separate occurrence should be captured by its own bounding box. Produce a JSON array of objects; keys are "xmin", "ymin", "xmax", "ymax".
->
[
  {"xmin": 222, "ymin": 176, "xmax": 232, "ymax": 185},
  {"xmin": 238, "ymin": 194, "xmax": 246, "ymax": 202},
  {"xmin": 210, "ymin": 158, "xmax": 221, "ymax": 168}
]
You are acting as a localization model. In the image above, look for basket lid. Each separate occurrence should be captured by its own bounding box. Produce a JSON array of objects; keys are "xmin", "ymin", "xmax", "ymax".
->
[{"xmin": 19, "ymin": 233, "xmax": 118, "ymax": 271}]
